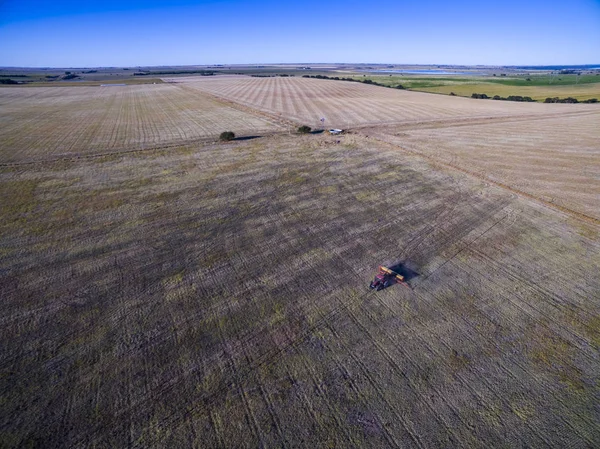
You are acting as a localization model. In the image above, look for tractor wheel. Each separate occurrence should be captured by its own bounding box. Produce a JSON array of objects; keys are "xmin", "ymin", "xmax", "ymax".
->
[
  {"xmin": 369, "ymin": 282, "xmax": 375, "ymax": 289},
  {"xmin": 376, "ymin": 284, "xmax": 384, "ymax": 291}
]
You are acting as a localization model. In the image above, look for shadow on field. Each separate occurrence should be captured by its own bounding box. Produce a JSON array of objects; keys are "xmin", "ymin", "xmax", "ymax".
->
[
  {"xmin": 310, "ymin": 130, "xmax": 324, "ymax": 134},
  {"xmin": 235, "ymin": 135, "xmax": 262, "ymax": 141},
  {"xmin": 388, "ymin": 261, "xmax": 420, "ymax": 282}
]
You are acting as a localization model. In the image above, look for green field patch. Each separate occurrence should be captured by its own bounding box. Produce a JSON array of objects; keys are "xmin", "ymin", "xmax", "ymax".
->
[
  {"xmin": 353, "ymin": 190, "xmax": 378, "ymax": 202},
  {"xmin": 526, "ymin": 323, "xmax": 585, "ymax": 391},
  {"xmin": 585, "ymin": 315, "xmax": 600, "ymax": 349},
  {"xmin": 510, "ymin": 399, "xmax": 536, "ymax": 422},
  {"xmin": 318, "ymin": 185, "xmax": 338, "ymax": 195},
  {"xmin": 0, "ymin": 179, "xmax": 39, "ymax": 228}
]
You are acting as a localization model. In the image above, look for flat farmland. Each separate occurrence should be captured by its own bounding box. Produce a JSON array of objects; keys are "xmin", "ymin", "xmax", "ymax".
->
[
  {"xmin": 0, "ymin": 84, "xmax": 284, "ymax": 163},
  {"xmin": 171, "ymin": 75, "xmax": 598, "ymax": 128},
  {"xmin": 2, "ymin": 131, "xmax": 599, "ymax": 447},
  {"xmin": 367, "ymin": 111, "xmax": 600, "ymax": 222},
  {"xmin": 417, "ymin": 81, "xmax": 600, "ymax": 101}
]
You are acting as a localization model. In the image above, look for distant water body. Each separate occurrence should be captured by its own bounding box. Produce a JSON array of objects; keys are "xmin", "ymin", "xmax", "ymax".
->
[{"xmin": 368, "ymin": 69, "xmax": 478, "ymax": 75}]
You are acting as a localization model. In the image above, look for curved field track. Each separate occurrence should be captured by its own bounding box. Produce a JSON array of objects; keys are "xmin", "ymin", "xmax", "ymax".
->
[
  {"xmin": 0, "ymin": 84, "xmax": 284, "ymax": 163},
  {"xmin": 168, "ymin": 75, "xmax": 598, "ymax": 128},
  {"xmin": 368, "ymin": 111, "xmax": 600, "ymax": 222}
]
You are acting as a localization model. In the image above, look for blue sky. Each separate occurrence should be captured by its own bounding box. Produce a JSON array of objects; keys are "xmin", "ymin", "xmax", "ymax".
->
[{"xmin": 1, "ymin": 0, "xmax": 599, "ymax": 67}]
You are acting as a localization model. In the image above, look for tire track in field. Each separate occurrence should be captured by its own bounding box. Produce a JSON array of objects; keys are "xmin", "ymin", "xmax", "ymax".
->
[
  {"xmin": 349, "ymin": 212, "xmax": 578, "ymax": 448},
  {"xmin": 467, "ymin": 245, "xmax": 599, "ymax": 330},
  {"xmin": 277, "ymin": 196, "xmax": 476, "ymax": 447},
  {"xmin": 373, "ymin": 285, "xmax": 557, "ymax": 448},
  {"xmin": 135, "ymin": 195, "xmax": 374, "ymax": 444},
  {"xmin": 213, "ymin": 299, "xmax": 265, "ymax": 449},
  {"xmin": 416, "ymin": 277, "xmax": 598, "ymax": 448},
  {"xmin": 300, "ymin": 208, "xmax": 488, "ymax": 447},
  {"xmin": 380, "ymin": 196, "xmax": 598, "ymax": 446},
  {"xmin": 288, "ymin": 171, "xmax": 565, "ymax": 446},
  {"xmin": 272, "ymin": 242, "xmax": 416, "ymax": 448},
  {"xmin": 452, "ymin": 247, "xmax": 599, "ymax": 368},
  {"xmin": 364, "ymin": 133, "xmax": 600, "ymax": 226},
  {"xmin": 225, "ymin": 249, "xmax": 290, "ymax": 449}
]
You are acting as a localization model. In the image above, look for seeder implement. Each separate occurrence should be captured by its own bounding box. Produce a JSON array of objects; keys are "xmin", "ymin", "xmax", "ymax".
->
[{"xmin": 369, "ymin": 265, "xmax": 410, "ymax": 291}]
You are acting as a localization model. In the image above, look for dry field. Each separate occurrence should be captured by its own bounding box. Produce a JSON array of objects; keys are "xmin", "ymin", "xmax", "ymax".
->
[
  {"xmin": 0, "ymin": 84, "xmax": 284, "ymax": 163},
  {"xmin": 1, "ymin": 79, "xmax": 599, "ymax": 448},
  {"xmin": 366, "ymin": 111, "xmax": 600, "ymax": 222},
  {"xmin": 170, "ymin": 75, "xmax": 598, "ymax": 129}
]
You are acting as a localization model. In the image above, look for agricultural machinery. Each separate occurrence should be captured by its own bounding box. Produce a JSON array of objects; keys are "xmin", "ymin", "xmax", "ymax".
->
[{"xmin": 369, "ymin": 266, "xmax": 410, "ymax": 291}]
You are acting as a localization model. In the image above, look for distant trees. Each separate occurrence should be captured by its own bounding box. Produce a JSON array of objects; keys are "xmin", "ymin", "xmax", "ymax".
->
[
  {"xmin": 0, "ymin": 79, "xmax": 19, "ymax": 84},
  {"xmin": 134, "ymin": 70, "xmax": 215, "ymax": 76},
  {"xmin": 219, "ymin": 131, "xmax": 235, "ymax": 141},
  {"xmin": 472, "ymin": 93, "xmax": 535, "ymax": 102},
  {"xmin": 493, "ymin": 95, "xmax": 535, "ymax": 102},
  {"xmin": 544, "ymin": 97, "xmax": 598, "ymax": 103}
]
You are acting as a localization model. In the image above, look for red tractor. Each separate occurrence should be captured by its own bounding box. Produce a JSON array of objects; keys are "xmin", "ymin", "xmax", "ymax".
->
[{"xmin": 369, "ymin": 266, "xmax": 409, "ymax": 291}]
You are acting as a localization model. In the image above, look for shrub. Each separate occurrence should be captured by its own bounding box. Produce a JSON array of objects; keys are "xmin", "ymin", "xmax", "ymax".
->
[
  {"xmin": 544, "ymin": 97, "xmax": 583, "ymax": 104},
  {"xmin": 506, "ymin": 95, "xmax": 535, "ymax": 102},
  {"xmin": 449, "ymin": 92, "xmax": 456, "ymax": 96},
  {"xmin": 396, "ymin": 84, "xmax": 405, "ymax": 89},
  {"xmin": 582, "ymin": 98, "xmax": 598, "ymax": 103},
  {"xmin": 471, "ymin": 93, "xmax": 489, "ymax": 99},
  {"xmin": 297, "ymin": 125, "xmax": 311, "ymax": 134},
  {"xmin": 219, "ymin": 131, "xmax": 235, "ymax": 141}
]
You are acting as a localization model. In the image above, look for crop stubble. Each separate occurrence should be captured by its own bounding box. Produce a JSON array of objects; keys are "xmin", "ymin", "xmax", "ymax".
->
[
  {"xmin": 1, "ymin": 128, "xmax": 599, "ymax": 447},
  {"xmin": 0, "ymin": 84, "xmax": 284, "ymax": 163},
  {"xmin": 1, "ymin": 78, "xmax": 599, "ymax": 447},
  {"xmin": 170, "ymin": 75, "xmax": 598, "ymax": 129}
]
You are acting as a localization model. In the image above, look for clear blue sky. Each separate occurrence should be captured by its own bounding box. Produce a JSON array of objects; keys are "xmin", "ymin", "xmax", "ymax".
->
[{"xmin": 1, "ymin": 0, "xmax": 599, "ymax": 67}]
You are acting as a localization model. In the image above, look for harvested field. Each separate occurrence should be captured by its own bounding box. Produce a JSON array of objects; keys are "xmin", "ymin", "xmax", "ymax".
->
[
  {"xmin": 2, "ymin": 132, "xmax": 599, "ymax": 448},
  {"xmin": 0, "ymin": 84, "xmax": 283, "ymax": 163},
  {"xmin": 2, "ymin": 78, "xmax": 600, "ymax": 448},
  {"xmin": 367, "ymin": 111, "xmax": 600, "ymax": 222},
  {"xmin": 171, "ymin": 75, "xmax": 598, "ymax": 128}
]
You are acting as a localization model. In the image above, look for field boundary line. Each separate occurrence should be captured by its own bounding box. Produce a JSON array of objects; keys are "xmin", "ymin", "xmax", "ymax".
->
[
  {"xmin": 364, "ymin": 134, "xmax": 600, "ymax": 226},
  {"xmin": 354, "ymin": 110, "xmax": 598, "ymax": 133},
  {"xmin": 0, "ymin": 132, "xmax": 292, "ymax": 167}
]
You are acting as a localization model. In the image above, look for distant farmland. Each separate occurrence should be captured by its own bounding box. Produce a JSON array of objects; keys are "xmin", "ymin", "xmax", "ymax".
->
[
  {"xmin": 1, "ymin": 75, "xmax": 599, "ymax": 448},
  {"xmin": 173, "ymin": 75, "xmax": 598, "ymax": 129},
  {"xmin": 0, "ymin": 84, "xmax": 284, "ymax": 163},
  {"xmin": 330, "ymin": 73, "xmax": 600, "ymax": 102}
]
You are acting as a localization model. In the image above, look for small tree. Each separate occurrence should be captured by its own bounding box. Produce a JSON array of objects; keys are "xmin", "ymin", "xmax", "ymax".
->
[
  {"xmin": 219, "ymin": 131, "xmax": 235, "ymax": 141},
  {"xmin": 297, "ymin": 125, "xmax": 311, "ymax": 134}
]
